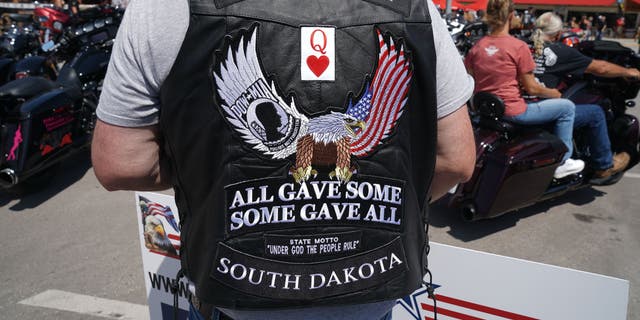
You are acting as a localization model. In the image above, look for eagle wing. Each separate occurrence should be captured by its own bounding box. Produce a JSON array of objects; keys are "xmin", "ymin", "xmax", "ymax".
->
[
  {"xmin": 346, "ymin": 29, "xmax": 413, "ymax": 157},
  {"xmin": 213, "ymin": 27, "xmax": 308, "ymax": 159}
]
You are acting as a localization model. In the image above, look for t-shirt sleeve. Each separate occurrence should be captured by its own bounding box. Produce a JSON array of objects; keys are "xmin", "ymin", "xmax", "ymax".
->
[
  {"xmin": 550, "ymin": 44, "xmax": 593, "ymax": 77},
  {"xmin": 428, "ymin": 0, "xmax": 475, "ymax": 119},
  {"xmin": 516, "ymin": 42, "xmax": 536, "ymax": 75},
  {"xmin": 96, "ymin": 0, "xmax": 189, "ymax": 127}
]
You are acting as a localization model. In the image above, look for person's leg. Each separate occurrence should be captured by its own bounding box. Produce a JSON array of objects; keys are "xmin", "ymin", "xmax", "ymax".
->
[
  {"xmin": 573, "ymin": 104, "xmax": 613, "ymax": 170},
  {"xmin": 509, "ymin": 99, "xmax": 576, "ymax": 162}
]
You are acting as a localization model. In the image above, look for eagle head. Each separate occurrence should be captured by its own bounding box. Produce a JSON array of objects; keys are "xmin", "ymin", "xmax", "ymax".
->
[{"xmin": 308, "ymin": 112, "xmax": 366, "ymax": 144}]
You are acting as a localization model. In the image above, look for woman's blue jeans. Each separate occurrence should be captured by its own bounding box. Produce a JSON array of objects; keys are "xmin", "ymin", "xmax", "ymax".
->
[
  {"xmin": 574, "ymin": 104, "xmax": 613, "ymax": 170},
  {"xmin": 506, "ymin": 98, "xmax": 576, "ymax": 162}
]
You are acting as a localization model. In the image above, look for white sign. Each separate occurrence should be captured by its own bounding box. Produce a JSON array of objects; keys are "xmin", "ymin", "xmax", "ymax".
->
[
  {"xmin": 300, "ymin": 26, "xmax": 335, "ymax": 81},
  {"xmin": 135, "ymin": 193, "xmax": 629, "ymax": 320},
  {"xmin": 135, "ymin": 192, "xmax": 189, "ymax": 320},
  {"xmin": 393, "ymin": 243, "xmax": 629, "ymax": 320}
]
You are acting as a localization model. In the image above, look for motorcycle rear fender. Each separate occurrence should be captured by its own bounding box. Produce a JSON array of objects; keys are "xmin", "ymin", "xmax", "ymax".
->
[
  {"xmin": 456, "ymin": 130, "xmax": 567, "ymax": 220},
  {"xmin": 19, "ymin": 88, "xmax": 77, "ymax": 117}
]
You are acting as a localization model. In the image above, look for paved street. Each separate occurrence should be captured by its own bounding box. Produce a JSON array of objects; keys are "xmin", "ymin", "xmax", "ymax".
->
[{"xmin": 2, "ymin": 47, "xmax": 640, "ymax": 320}]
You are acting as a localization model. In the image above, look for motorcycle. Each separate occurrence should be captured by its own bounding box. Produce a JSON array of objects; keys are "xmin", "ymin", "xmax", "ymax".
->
[
  {"xmin": 0, "ymin": 14, "xmax": 41, "ymax": 84},
  {"xmin": 448, "ymin": 40, "xmax": 640, "ymax": 221},
  {"xmin": 13, "ymin": 5, "xmax": 123, "ymax": 81},
  {"xmin": 0, "ymin": 15, "xmax": 119, "ymax": 193},
  {"xmin": 452, "ymin": 21, "xmax": 487, "ymax": 57}
]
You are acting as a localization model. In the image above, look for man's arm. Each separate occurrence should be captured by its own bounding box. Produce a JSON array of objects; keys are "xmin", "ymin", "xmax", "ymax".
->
[
  {"xmin": 92, "ymin": 120, "xmax": 171, "ymax": 191},
  {"xmin": 430, "ymin": 104, "xmax": 476, "ymax": 202},
  {"xmin": 585, "ymin": 59, "xmax": 640, "ymax": 78},
  {"xmin": 519, "ymin": 72, "xmax": 562, "ymax": 98}
]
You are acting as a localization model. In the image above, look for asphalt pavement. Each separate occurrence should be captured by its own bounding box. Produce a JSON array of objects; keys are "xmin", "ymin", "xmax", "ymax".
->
[{"xmin": 1, "ymin": 43, "xmax": 640, "ymax": 320}]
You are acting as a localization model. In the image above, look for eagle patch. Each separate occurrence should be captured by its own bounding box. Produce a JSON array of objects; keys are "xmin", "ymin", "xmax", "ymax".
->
[{"xmin": 213, "ymin": 26, "xmax": 413, "ymax": 184}]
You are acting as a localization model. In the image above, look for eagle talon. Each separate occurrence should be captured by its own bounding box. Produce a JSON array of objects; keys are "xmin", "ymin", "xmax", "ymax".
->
[
  {"xmin": 333, "ymin": 166, "xmax": 353, "ymax": 183},
  {"xmin": 292, "ymin": 166, "xmax": 314, "ymax": 184}
]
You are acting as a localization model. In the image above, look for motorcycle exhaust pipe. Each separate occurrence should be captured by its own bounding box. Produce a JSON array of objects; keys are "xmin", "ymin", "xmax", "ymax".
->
[{"xmin": 0, "ymin": 168, "xmax": 19, "ymax": 188}]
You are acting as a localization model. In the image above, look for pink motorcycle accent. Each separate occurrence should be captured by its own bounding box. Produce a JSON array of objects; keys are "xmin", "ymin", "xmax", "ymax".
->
[{"xmin": 7, "ymin": 125, "xmax": 23, "ymax": 161}]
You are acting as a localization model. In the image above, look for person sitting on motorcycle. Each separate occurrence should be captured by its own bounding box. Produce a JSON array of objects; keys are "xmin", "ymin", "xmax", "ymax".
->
[
  {"xmin": 532, "ymin": 12, "xmax": 636, "ymax": 179},
  {"xmin": 465, "ymin": 0, "xmax": 584, "ymax": 179}
]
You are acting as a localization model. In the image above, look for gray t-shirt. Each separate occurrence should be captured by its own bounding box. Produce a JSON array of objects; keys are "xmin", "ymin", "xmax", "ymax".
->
[{"xmin": 96, "ymin": 0, "xmax": 473, "ymax": 319}]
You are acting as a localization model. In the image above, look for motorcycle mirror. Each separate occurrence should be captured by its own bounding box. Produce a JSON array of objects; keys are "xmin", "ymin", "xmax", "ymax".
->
[{"xmin": 41, "ymin": 40, "xmax": 55, "ymax": 52}]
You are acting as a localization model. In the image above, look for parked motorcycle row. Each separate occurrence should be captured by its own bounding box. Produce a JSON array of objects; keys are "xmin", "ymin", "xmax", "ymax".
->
[
  {"xmin": 0, "ymin": 4, "xmax": 123, "ymax": 193},
  {"xmin": 445, "ymin": 17, "xmax": 640, "ymax": 221}
]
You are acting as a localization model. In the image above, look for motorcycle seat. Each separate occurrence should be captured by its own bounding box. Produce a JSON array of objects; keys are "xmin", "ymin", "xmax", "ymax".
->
[
  {"xmin": 478, "ymin": 116, "xmax": 519, "ymax": 133},
  {"xmin": 473, "ymin": 92, "xmax": 520, "ymax": 134},
  {"xmin": 0, "ymin": 77, "xmax": 60, "ymax": 101}
]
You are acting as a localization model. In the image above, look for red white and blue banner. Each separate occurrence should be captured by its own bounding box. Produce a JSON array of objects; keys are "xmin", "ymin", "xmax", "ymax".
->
[{"xmin": 136, "ymin": 192, "xmax": 629, "ymax": 320}]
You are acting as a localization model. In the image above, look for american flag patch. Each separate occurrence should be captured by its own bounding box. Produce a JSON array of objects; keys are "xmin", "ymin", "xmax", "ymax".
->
[{"xmin": 346, "ymin": 29, "xmax": 412, "ymax": 157}]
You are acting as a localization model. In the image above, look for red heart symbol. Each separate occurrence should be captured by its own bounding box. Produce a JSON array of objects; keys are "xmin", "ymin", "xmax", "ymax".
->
[{"xmin": 306, "ymin": 55, "xmax": 329, "ymax": 77}]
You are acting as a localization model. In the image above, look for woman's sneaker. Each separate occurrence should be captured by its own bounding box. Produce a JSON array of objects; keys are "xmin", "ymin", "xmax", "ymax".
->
[{"xmin": 554, "ymin": 159, "xmax": 585, "ymax": 179}]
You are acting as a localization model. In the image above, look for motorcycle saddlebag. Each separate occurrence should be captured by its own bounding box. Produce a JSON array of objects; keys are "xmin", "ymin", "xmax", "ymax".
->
[
  {"xmin": 0, "ymin": 88, "xmax": 77, "ymax": 186},
  {"xmin": 471, "ymin": 130, "xmax": 567, "ymax": 219}
]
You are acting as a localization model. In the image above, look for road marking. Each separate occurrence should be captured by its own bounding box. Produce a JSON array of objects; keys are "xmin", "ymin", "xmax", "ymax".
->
[
  {"xmin": 624, "ymin": 172, "xmax": 640, "ymax": 179},
  {"xmin": 19, "ymin": 290, "xmax": 149, "ymax": 320}
]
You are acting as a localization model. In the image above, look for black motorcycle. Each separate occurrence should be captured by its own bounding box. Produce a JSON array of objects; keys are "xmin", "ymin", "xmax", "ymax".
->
[
  {"xmin": 453, "ymin": 21, "xmax": 488, "ymax": 57},
  {"xmin": 448, "ymin": 40, "xmax": 640, "ymax": 221},
  {"xmin": 10, "ymin": 6, "xmax": 124, "ymax": 82},
  {"xmin": 0, "ymin": 14, "xmax": 41, "ymax": 85},
  {"xmin": 0, "ymin": 16, "xmax": 119, "ymax": 193}
]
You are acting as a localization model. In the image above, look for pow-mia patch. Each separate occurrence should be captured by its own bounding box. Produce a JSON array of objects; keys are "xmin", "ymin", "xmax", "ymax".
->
[{"xmin": 212, "ymin": 25, "xmax": 413, "ymax": 184}]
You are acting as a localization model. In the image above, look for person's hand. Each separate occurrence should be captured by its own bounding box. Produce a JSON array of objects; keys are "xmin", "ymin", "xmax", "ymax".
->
[
  {"xmin": 549, "ymin": 88, "xmax": 562, "ymax": 98},
  {"xmin": 625, "ymin": 68, "xmax": 640, "ymax": 80}
]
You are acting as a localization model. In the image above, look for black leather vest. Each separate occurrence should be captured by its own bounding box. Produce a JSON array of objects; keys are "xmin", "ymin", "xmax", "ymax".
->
[{"xmin": 159, "ymin": 0, "xmax": 438, "ymax": 309}]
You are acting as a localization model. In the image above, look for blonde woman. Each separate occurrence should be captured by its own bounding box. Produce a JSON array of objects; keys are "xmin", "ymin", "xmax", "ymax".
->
[
  {"xmin": 465, "ymin": 0, "xmax": 584, "ymax": 178},
  {"xmin": 531, "ymin": 12, "xmax": 635, "ymax": 179}
]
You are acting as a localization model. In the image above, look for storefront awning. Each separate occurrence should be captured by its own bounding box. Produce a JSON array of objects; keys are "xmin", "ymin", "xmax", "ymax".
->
[
  {"xmin": 432, "ymin": 0, "xmax": 489, "ymax": 11},
  {"xmin": 513, "ymin": 0, "xmax": 616, "ymax": 6}
]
